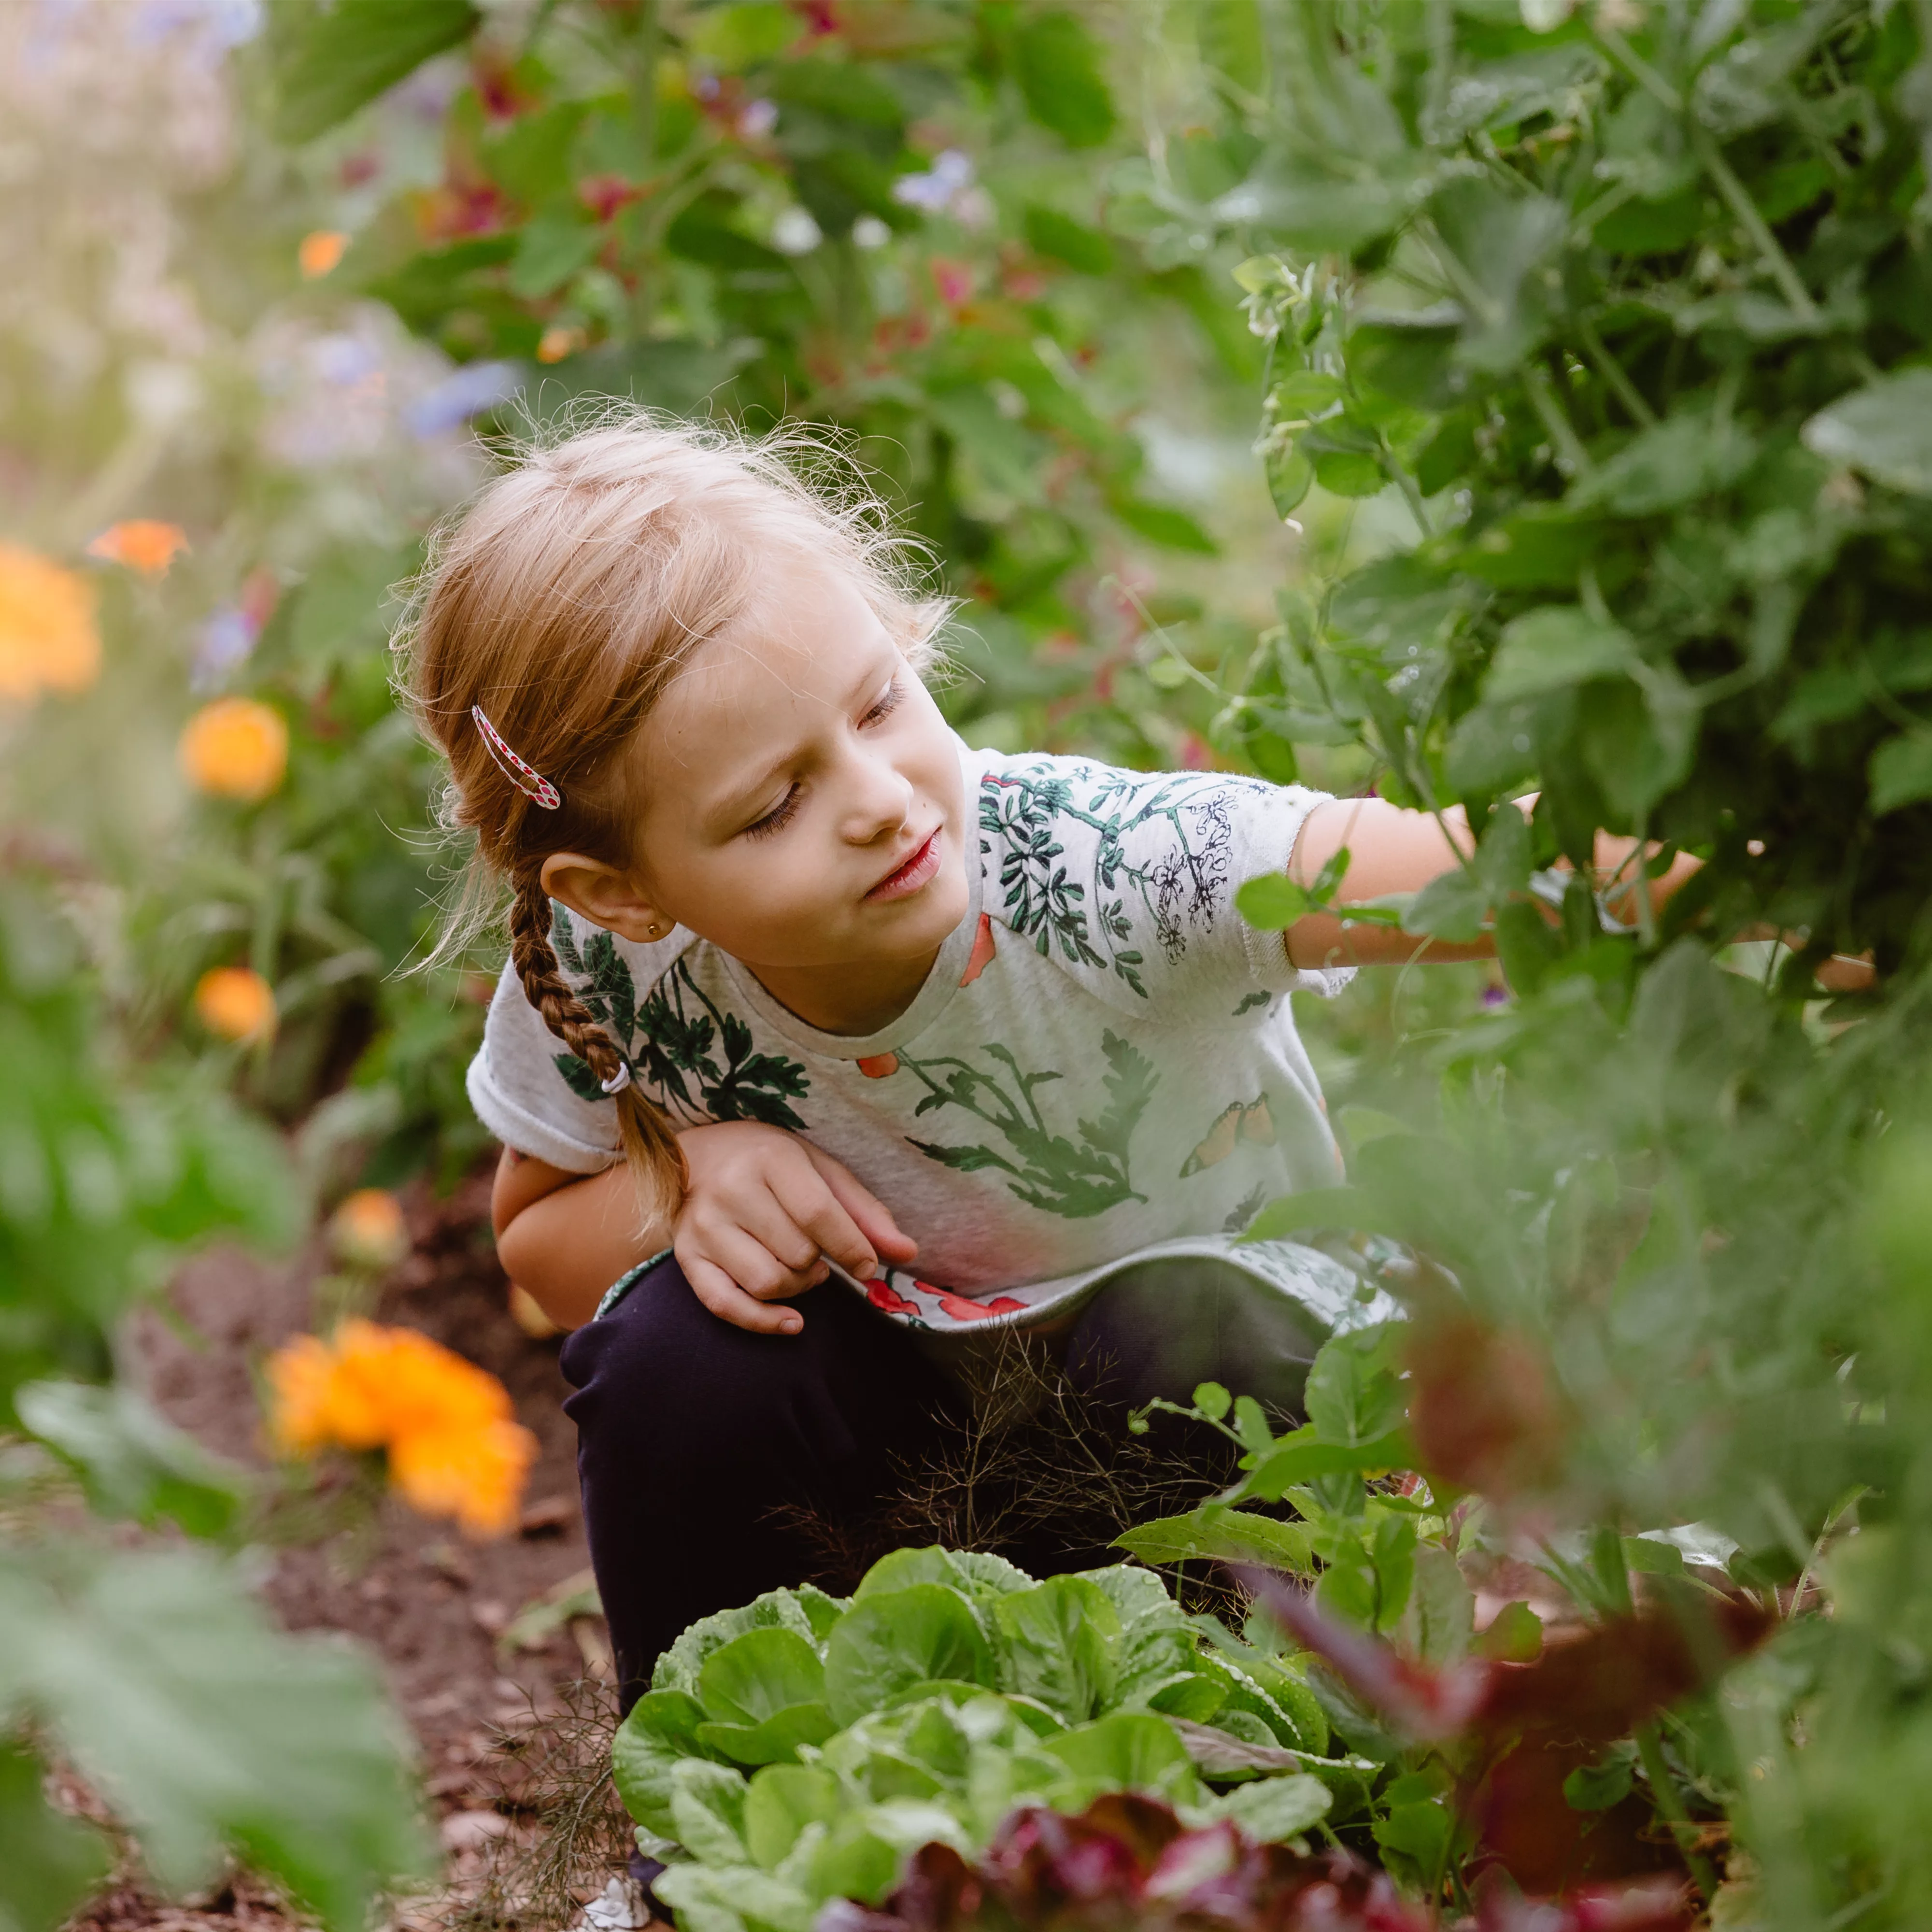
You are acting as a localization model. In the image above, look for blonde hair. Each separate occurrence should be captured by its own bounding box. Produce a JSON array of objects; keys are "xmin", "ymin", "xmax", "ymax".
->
[{"xmin": 398, "ymin": 409, "xmax": 950, "ymax": 1223}]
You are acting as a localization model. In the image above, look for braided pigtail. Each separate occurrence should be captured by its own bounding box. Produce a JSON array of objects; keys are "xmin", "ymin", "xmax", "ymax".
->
[{"xmin": 507, "ymin": 870, "xmax": 688, "ymax": 1229}]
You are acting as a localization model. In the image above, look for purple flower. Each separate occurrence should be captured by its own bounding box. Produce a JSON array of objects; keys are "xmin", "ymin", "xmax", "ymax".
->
[
  {"xmin": 192, "ymin": 607, "xmax": 260, "ymax": 689},
  {"xmin": 402, "ymin": 361, "xmax": 522, "ymax": 439}
]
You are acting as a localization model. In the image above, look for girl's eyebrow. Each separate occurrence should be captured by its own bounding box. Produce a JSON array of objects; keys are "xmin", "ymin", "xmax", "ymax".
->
[{"xmin": 701, "ymin": 654, "xmax": 895, "ymax": 830}]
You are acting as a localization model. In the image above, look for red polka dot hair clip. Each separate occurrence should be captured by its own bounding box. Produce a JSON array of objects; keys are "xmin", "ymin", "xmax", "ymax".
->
[{"xmin": 471, "ymin": 705, "xmax": 562, "ymax": 810}]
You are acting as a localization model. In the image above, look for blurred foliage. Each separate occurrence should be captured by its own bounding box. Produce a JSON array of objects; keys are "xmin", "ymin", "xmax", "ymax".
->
[{"xmin": 0, "ymin": 875, "xmax": 433, "ymax": 1932}]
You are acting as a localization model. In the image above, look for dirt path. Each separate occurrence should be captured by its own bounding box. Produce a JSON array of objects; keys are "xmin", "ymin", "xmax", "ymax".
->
[{"xmin": 73, "ymin": 1168, "xmax": 624, "ymax": 1932}]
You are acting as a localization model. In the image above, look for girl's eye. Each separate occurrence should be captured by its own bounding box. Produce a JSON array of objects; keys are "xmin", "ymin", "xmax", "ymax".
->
[
  {"xmin": 861, "ymin": 678, "xmax": 903, "ymax": 727},
  {"xmin": 744, "ymin": 784, "xmax": 801, "ymax": 840}
]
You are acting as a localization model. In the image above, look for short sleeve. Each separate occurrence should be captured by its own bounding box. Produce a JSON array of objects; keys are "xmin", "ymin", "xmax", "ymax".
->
[
  {"xmin": 975, "ymin": 755, "xmax": 1356, "ymax": 1019},
  {"xmin": 466, "ymin": 956, "xmax": 621, "ymax": 1173}
]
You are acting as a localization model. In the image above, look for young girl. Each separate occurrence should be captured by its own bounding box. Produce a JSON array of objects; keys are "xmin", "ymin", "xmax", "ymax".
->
[{"xmin": 405, "ymin": 415, "xmax": 1524, "ymax": 1704}]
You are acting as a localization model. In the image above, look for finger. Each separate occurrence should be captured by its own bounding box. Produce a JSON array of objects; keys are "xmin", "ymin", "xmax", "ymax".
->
[
  {"xmin": 803, "ymin": 1144, "xmax": 918, "ymax": 1267},
  {"xmin": 769, "ymin": 1166, "xmax": 880, "ymax": 1280},
  {"xmin": 702, "ymin": 1223, "xmax": 826, "ymax": 1302},
  {"xmin": 678, "ymin": 1250, "xmax": 805, "ymax": 1335},
  {"xmin": 729, "ymin": 1189, "xmax": 826, "ymax": 1276}
]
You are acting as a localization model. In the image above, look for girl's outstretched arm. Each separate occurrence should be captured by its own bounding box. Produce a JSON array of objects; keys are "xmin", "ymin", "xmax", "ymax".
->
[{"xmin": 1282, "ymin": 794, "xmax": 1700, "ymax": 969}]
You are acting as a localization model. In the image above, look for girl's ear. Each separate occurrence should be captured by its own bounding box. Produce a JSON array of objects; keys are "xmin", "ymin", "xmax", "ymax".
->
[{"xmin": 539, "ymin": 852, "xmax": 672, "ymax": 943}]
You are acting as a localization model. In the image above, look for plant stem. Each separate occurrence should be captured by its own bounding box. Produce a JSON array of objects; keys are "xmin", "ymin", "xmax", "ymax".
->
[
  {"xmin": 1523, "ymin": 361, "xmax": 1592, "ymax": 477},
  {"xmin": 1578, "ymin": 314, "xmax": 1657, "ymax": 426},
  {"xmin": 1692, "ymin": 125, "xmax": 1822, "ymax": 323},
  {"xmin": 1634, "ymin": 1720, "xmax": 1718, "ymax": 1905}
]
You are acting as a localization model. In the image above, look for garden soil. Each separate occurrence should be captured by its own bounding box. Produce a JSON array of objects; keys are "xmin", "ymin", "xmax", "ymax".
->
[{"xmin": 70, "ymin": 1166, "xmax": 628, "ymax": 1932}]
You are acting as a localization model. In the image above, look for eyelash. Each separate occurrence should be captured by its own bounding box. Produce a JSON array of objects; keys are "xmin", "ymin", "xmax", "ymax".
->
[{"xmin": 742, "ymin": 680, "xmax": 903, "ymax": 840}]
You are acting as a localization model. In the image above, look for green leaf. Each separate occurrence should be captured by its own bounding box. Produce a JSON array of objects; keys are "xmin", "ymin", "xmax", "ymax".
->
[
  {"xmin": 1485, "ymin": 606, "xmax": 1637, "ymax": 702},
  {"xmin": 0, "ymin": 1740, "xmax": 113, "ymax": 1932},
  {"xmin": 1265, "ymin": 442, "xmax": 1315, "ymax": 517},
  {"xmin": 695, "ymin": 1705, "xmax": 838, "ymax": 1767},
  {"xmin": 1212, "ymin": 1773, "xmax": 1331, "ymax": 1842},
  {"xmin": 743, "ymin": 1764, "xmax": 845, "ymax": 1872},
  {"xmin": 1803, "ymin": 369, "xmax": 1932, "ymax": 497},
  {"xmin": 1233, "ymin": 1395, "xmax": 1274, "ymax": 1456},
  {"xmin": 993, "ymin": 1577, "xmax": 1121, "ymax": 1720},
  {"xmin": 1374, "ymin": 1793, "xmax": 1452, "ymax": 1869},
  {"xmin": 272, "ymin": 0, "xmax": 480, "ymax": 145},
  {"xmin": 15, "ymin": 1380, "xmax": 247, "ymax": 1538},
  {"xmin": 11, "ymin": 1547, "xmax": 430, "ymax": 1927},
  {"xmin": 1022, "ymin": 205, "xmax": 1115, "ymax": 276},
  {"xmin": 823, "ymin": 1586, "xmax": 995, "ymax": 1728},
  {"xmin": 1563, "ymin": 1752, "xmax": 1635, "ymax": 1811},
  {"xmin": 1198, "ymin": 0, "xmax": 1268, "ymax": 93},
  {"xmin": 1110, "ymin": 496, "xmax": 1219, "ymax": 554},
  {"xmin": 612, "ymin": 1690, "xmax": 711, "ymax": 1835},
  {"xmin": 1238, "ymin": 1431, "xmax": 1413, "ymax": 1500},
  {"xmin": 699, "ymin": 1629, "xmax": 827, "ymax": 1727},
  {"xmin": 1570, "ymin": 409, "xmax": 1759, "ymax": 516},
  {"xmin": 1193, "ymin": 1380, "xmax": 1233, "ymax": 1421},
  {"xmin": 1012, "ymin": 11, "xmax": 1117, "ymax": 148},
  {"xmin": 653, "ymin": 1588, "xmax": 828, "ymax": 1697},
  {"xmin": 683, "ymin": 3, "xmax": 804, "ymax": 69},
  {"xmin": 1473, "ymin": 1601, "xmax": 1544, "ymax": 1662},
  {"xmin": 508, "ymin": 212, "xmax": 603, "ymax": 301},
  {"xmin": 854, "ymin": 1547, "xmax": 1032, "ymax": 1604},
  {"xmin": 1869, "ymin": 734, "xmax": 1932, "ymax": 815},
  {"xmin": 1234, "ymin": 874, "xmax": 1321, "ymax": 930},
  {"xmin": 1115, "ymin": 1507, "xmax": 1316, "ymax": 1573},
  {"xmin": 1042, "ymin": 1711, "xmax": 1198, "ymax": 1803},
  {"xmin": 1312, "ymin": 450, "xmax": 1386, "ymax": 497},
  {"xmin": 1304, "ymin": 1325, "xmax": 1406, "ymax": 1448},
  {"xmin": 1238, "ymin": 1186, "xmax": 1378, "ymax": 1241},
  {"xmin": 670, "ymin": 1758, "xmax": 752, "ymax": 1866}
]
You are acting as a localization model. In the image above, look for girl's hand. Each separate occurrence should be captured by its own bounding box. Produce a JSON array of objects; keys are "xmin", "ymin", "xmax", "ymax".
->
[{"xmin": 674, "ymin": 1121, "xmax": 917, "ymax": 1335}]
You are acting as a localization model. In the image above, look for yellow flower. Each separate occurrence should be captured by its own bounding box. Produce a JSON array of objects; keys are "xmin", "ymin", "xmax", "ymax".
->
[
  {"xmin": 389, "ymin": 1419, "xmax": 537, "ymax": 1539},
  {"xmin": 263, "ymin": 1321, "xmax": 538, "ymax": 1538},
  {"xmin": 194, "ymin": 965, "xmax": 277, "ymax": 1042},
  {"xmin": 298, "ymin": 229, "xmax": 350, "ymax": 278},
  {"xmin": 85, "ymin": 520, "xmax": 188, "ymax": 577},
  {"xmin": 330, "ymin": 1188, "xmax": 409, "ymax": 1271},
  {"xmin": 536, "ymin": 325, "xmax": 586, "ymax": 364},
  {"xmin": 0, "ymin": 541, "xmax": 100, "ymax": 702},
  {"xmin": 179, "ymin": 696, "xmax": 288, "ymax": 800}
]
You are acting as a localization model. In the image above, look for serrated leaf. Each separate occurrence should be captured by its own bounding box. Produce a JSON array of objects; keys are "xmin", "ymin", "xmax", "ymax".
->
[{"xmin": 1213, "ymin": 1772, "xmax": 1332, "ymax": 1842}]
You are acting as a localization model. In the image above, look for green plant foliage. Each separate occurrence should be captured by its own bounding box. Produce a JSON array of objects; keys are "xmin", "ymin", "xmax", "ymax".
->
[
  {"xmin": 1202, "ymin": 0, "xmax": 1932, "ymax": 978},
  {"xmin": 610, "ymin": 1550, "xmax": 1352, "ymax": 1930},
  {"xmin": 0, "ymin": 881, "xmax": 432, "ymax": 1929}
]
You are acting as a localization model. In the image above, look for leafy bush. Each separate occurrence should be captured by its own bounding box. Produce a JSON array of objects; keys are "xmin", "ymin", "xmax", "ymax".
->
[
  {"xmin": 610, "ymin": 1547, "xmax": 1348, "ymax": 1932},
  {"xmin": 1199, "ymin": 0, "xmax": 1932, "ymax": 977},
  {"xmin": 0, "ymin": 878, "xmax": 434, "ymax": 1932}
]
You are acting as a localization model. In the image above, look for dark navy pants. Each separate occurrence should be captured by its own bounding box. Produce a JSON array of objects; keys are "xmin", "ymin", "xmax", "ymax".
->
[{"xmin": 559, "ymin": 1251, "xmax": 1329, "ymax": 1709}]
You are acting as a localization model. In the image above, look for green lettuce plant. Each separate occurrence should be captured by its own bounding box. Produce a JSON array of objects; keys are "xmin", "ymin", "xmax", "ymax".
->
[{"xmin": 610, "ymin": 1546, "xmax": 1354, "ymax": 1932}]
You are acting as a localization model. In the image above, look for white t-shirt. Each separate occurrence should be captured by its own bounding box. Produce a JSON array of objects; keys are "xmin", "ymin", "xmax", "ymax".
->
[{"xmin": 469, "ymin": 742, "xmax": 1366, "ymax": 1335}]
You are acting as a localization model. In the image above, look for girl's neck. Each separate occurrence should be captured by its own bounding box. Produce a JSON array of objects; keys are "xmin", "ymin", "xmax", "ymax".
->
[{"xmin": 747, "ymin": 946, "xmax": 943, "ymax": 1037}]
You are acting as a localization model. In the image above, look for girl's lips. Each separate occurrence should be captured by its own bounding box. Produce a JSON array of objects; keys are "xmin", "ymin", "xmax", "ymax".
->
[{"xmin": 866, "ymin": 829, "xmax": 942, "ymax": 902}]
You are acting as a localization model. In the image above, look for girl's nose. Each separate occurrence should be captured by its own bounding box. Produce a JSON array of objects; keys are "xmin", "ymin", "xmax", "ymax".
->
[{"xmin": 838, "ymin": 749, "xmax": 914, "ymax": 843}]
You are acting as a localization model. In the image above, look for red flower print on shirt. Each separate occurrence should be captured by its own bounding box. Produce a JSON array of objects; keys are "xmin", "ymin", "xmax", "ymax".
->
[
  {"xmin": 867, "ymin": 1279, "xmax": 921, "ymax": 1316},
  {"xmin": 857, "ymin": 1053, "xmax": 899, "ymax": 1079},
  {"xmin": 931, "ymin": 1288, "xmax": 1028, "ymax": 1323},
  {"xmin": 959, "ymin": 912, "xmax": 996, "ymax": 987}
]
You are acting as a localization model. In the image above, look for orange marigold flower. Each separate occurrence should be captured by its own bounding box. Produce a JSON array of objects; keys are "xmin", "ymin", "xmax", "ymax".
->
[
  {"xmin": 193, "ymin": 965, "xmax": 277, "ymax": 1042},
  {"xmin": 389, "ymin": 1418, "xmax": 538, "ymax": 1539},
  {"xmin": 86, "ymin": 520, "xmax": 188, "ymax": 577},
  {"xmin": 179, "ymin": 696, "xmax": 288, "ymax": 800},
  {"xmin": 331, "ymin": 1188, "xmax": 409, "ymax": 1271},
  {"xmin": 298, "ymin": 229, "xmax": 350, "ymax": 278},
  {"xmin": 263, "ymin": 1320, "xmax": 535, "ymax": 1538},
  {"xmin": 0, "ymin": 542, "xmax": 100, "ymax": 702},
  {"xmin": 536, "ymin": 324, "xmax": 586, "ymax": 364}
]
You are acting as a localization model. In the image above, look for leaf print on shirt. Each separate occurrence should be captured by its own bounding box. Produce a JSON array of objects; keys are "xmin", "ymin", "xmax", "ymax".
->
[
  {"xmin": 549, "ymin": 908, "xmax": 810, "ymax": 1130},
  {"xmin": 980, "ymin": 762, "xmax": 1269, "ymax": 995},
  {"xmin": 896, "ymin": 1030, "xmax": 1156, "ymax": 1220}
]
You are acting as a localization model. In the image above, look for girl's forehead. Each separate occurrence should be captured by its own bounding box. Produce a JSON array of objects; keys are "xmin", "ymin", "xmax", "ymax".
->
[{"xmin": 643, "ymin": 567, "xmax": 892, "ymax": 745}]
